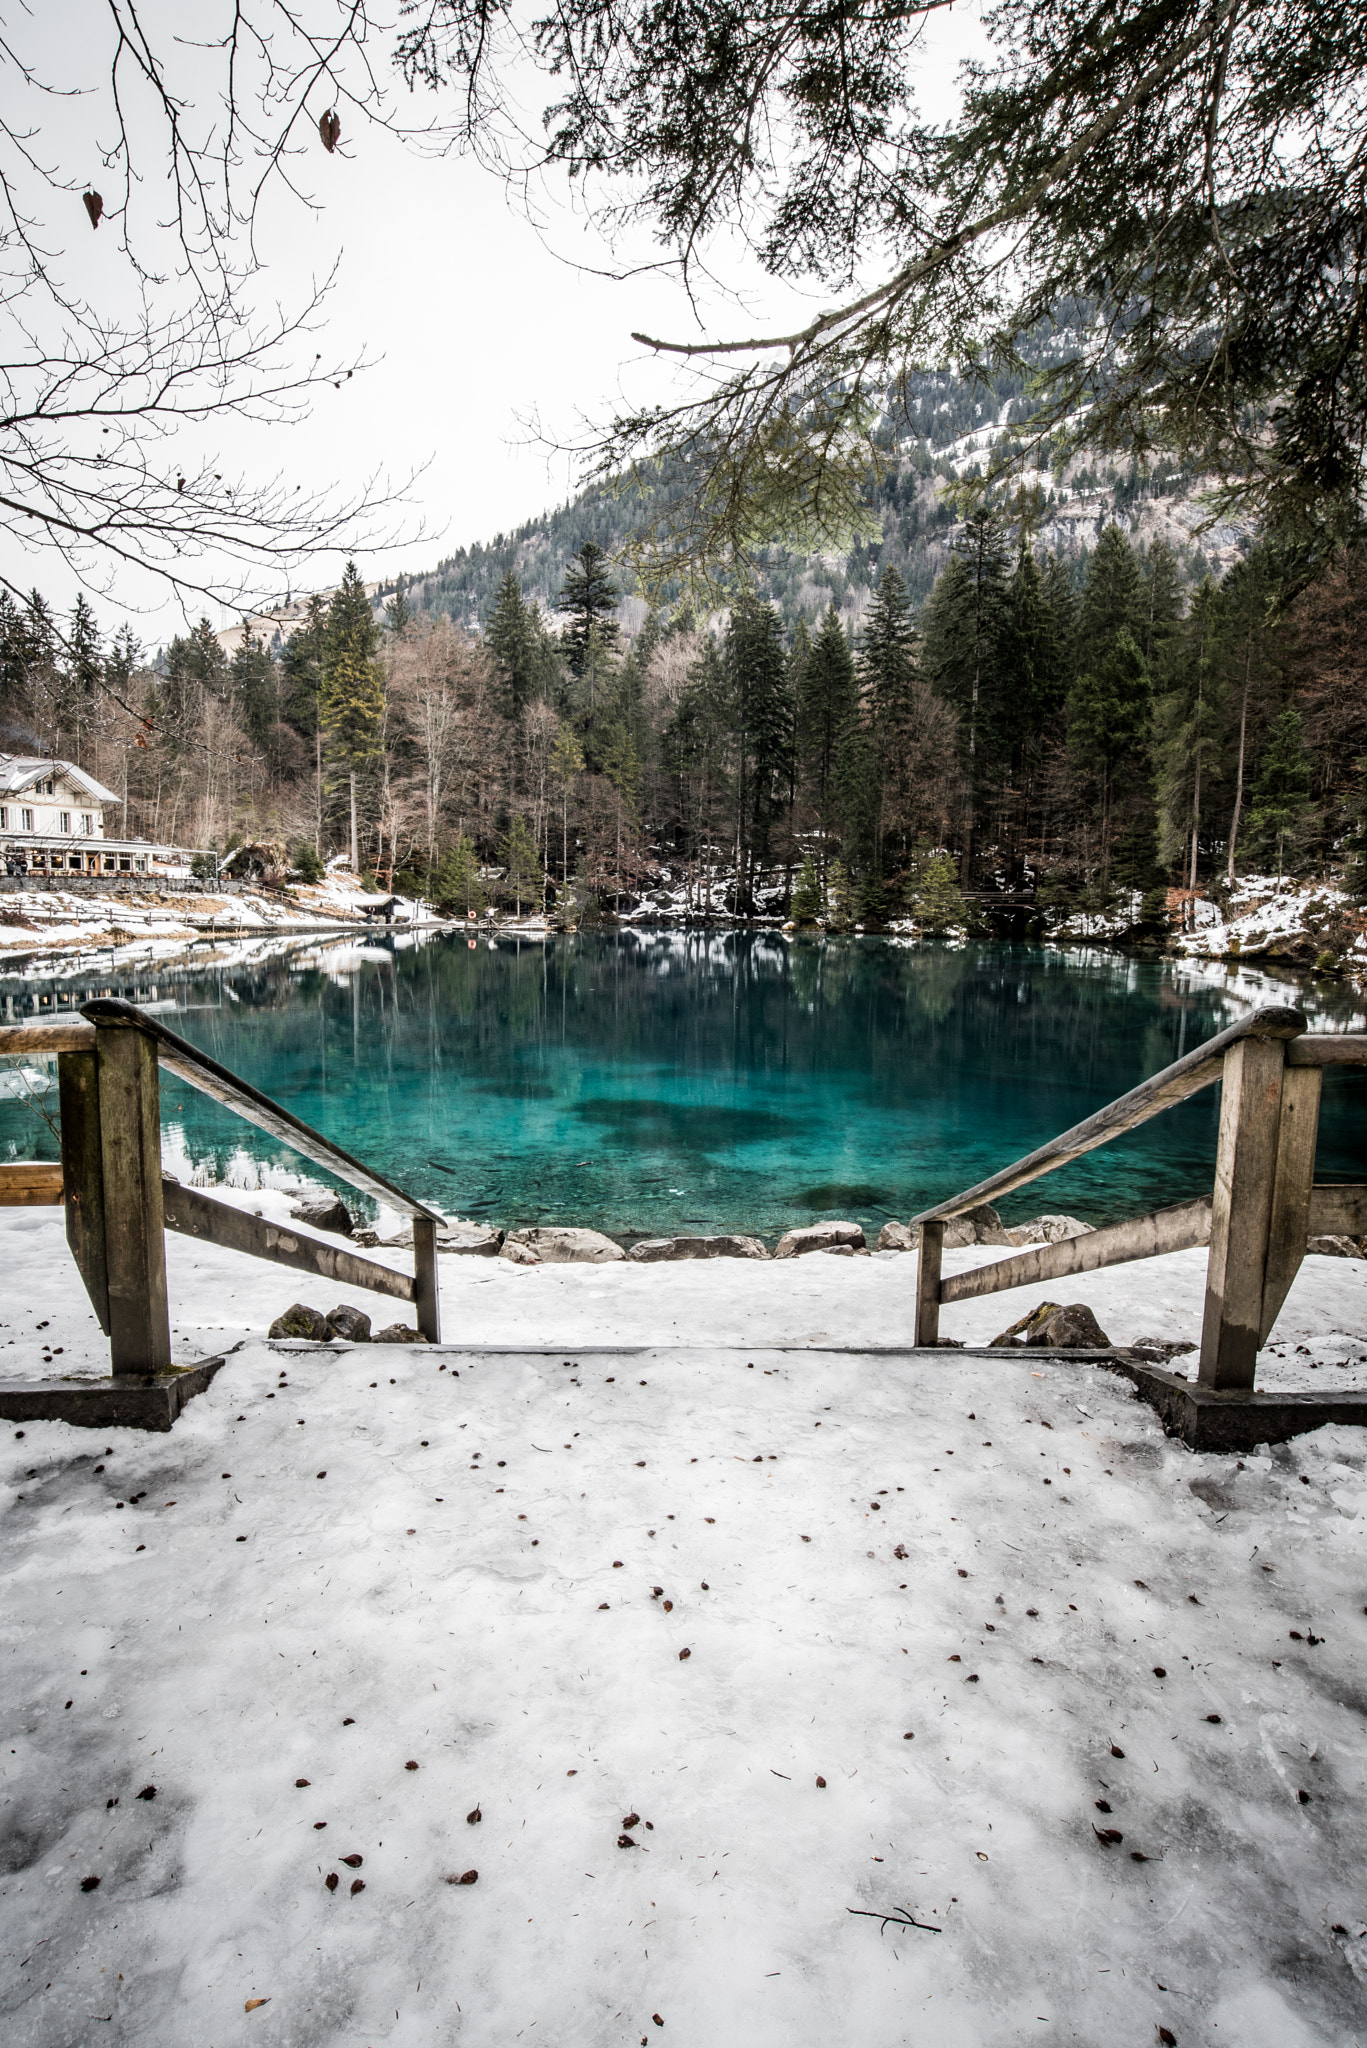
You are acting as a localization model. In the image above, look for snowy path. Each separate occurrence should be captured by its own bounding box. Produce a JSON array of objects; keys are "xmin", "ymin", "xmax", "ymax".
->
[
  {"xmin": 3, "ymin": 1208, "xmax": 1367, "ymax": 2045},
  {"xmin": 5, "ymin": 1311, "xmax": 1367, "ymax": 2044}
]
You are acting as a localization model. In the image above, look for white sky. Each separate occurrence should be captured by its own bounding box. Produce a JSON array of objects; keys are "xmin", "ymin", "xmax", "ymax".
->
[{"xmin": 1, "ymin": 3, "xmax": 990, "ymax": 646}]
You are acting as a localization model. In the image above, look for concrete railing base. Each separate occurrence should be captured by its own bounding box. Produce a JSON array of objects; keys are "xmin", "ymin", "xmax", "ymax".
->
[{"xmin": 0, "ymin": 1357, "xmax": 224, "ymax": 1432}]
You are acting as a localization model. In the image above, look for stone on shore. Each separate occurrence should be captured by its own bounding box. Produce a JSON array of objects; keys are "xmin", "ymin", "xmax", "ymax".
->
[
  {"xmin": 268, "ymin": 1302, "xmax": 330, "ymax": 1341},
  {"xmin": 991, "ymin": 1300, "xmax": 1111, "ymax": 1349},
  {"xmin": 500, "ymin": 1238, "xmax": 542, "ymax": 1266},
  {"xmin": 325, "ymin": 1304, "xmax": 372, "ymax": 1342},
  {"xmin": 289, "ymin": 1196, "xmax": 355, "ymax": 1237},
  {"xmin": 877, "ymin": 1221, "xmax": 920, "ymax": 1252},
  {"xmin": 627, "ymin": 1235, "xmax": 770, "ymax": 1262},
  {"xmin": 1006, "ymin": 1213, "xmax": 1095, "ymax": 1247},
  {"xmin": 503, "ymin": 1226, "xmax": 626, "ymax": 1264},
  {"xmin": 437, "ymin": 1223, "xmax": 504, "ymax": 1257},
  {"xmin": 773, "ymin": 1220, "xmax": 865, "ymax": 1259}
]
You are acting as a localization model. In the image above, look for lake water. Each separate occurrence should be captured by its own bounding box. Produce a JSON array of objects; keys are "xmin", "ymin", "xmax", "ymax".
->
[{"xmin": 4, "ymin": 931, "xmax": 1365, "ymax": 1237}]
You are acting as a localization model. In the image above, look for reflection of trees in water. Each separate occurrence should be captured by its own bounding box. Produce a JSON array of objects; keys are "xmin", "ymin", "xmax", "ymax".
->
[{"xmin": 10, "ymin": 932, "xmax": 1357, "ymax": 1227}]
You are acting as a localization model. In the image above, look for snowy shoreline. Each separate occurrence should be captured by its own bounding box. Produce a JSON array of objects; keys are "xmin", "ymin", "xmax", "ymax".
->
[{"xmin": 3, "ymin": 1261, "xmax": 1366, "ymax": 2045}]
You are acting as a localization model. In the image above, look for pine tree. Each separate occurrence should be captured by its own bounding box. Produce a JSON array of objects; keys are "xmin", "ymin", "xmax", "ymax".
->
[
  {"xmin": 550, "ymin": 723, "xmax": 585, "ymax": 884},
  {"xmin": 230, "ymin": 629, "xmax": 278, "ymax": 751},
  {"xmin": 325, "ymin": 561, "xmax": 378, "ymax": 668},
  {"xmin": 1154, "ymin": 581, "xmax": 1220, "ymax": 899},
  {"xmin": 58, "ymin": 596, "xmax": 102, "ymax": 759},
  {"xmin": 500, "ymin": 815, "xmax": 543, "ymax": 915},
  {"xmin": 1066, "ymin": 627, "xmax": 1150, "ymax": 868},
  {"xmin": 912, "ymin": 853, "xmax": 968, "ymax": 933},
  {"xmin": 797, "ymin": 605, "xmax": 858, "ymax": 832},
  {"xmin": 434, "ymin": 834, "xmax": 486, "ymax": 916},
  {"xmin": 487, "ymin": 570, "xmax": 539, "ymax": 718},
  {"xmin": 790, "ymin": 851, "xmax": 822, "ymax": 923},
  {"xmin": 555, "ymin": 542, "xmax": 619, "ymax": 677},
  {"xmin": 383, "ymin": 587, "xmax": 414, "ymax": 638},
  {"xmin": 859, "ymin": 567, "xmax": 917, "ymax": 738},
  {"xmin": 322, "ymin": 563, "xmax": 384, "ymax": 865},
  {"xmin": 725, "ymin": 594, "xmax": 792, "ymax": 906},
  {"xmin": 1076, "ymin": 525, "xmax": 1144, "ymax": 649},
  {"xmin": 1248, "ymin": 709, "xmax": 1313, "ymax": 878}
]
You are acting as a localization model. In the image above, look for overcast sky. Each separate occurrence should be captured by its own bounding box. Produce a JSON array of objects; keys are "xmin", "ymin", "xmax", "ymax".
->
[{"xmin": 3, "ymin": 3, "xmax": 990, "ymax": 647}]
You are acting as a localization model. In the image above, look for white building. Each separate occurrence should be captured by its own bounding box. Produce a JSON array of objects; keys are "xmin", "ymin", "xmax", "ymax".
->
[{"xmin": 0, "ymin": 755, "xmax": 208, "ymax": 878}]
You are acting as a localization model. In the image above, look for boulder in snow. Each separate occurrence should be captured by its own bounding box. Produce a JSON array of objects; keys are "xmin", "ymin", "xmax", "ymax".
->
[
  {"xmin": 991, "ymin": 1300, "xmax": 1111, "ymax": 1349},
  {"xmin": 878, "ymin": 1221, "xmax": 920, "ymax": 1252},
  {"xmin": 503, "ymin": 1226, "xmax": 626, "ymax": 1264},
  {"xmin": 372, "ymin": 1323, "xmax": 428, "ymax": 1343},
  {"xmin": 268, "ymin": 1302, "xmax": 330, "ymax": 1341},
  {"xmin": 1306, "ymin": 1235, "xmax": 1365, "ymax": 1259},
  {"xmin": 289, "ymin": 1196, "xmax": 355, "ymax": 1238},
  {"xmin": 774, "ymin": 1220, "xmax": 865, "ymax": 1259},
  {"xmin": 627, "ymin": 1235, "xmax": 770, "ymax": 1262},
  {"xmin": 325, "ymin": 1304, "xmax": 372, "ymax": 1342}
]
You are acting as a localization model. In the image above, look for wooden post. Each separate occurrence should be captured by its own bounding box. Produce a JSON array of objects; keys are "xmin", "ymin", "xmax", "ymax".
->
[
  {"xmin": 58, "ymin": 1048, "xmax": 110, "ymax": 1334},
  {"xmin": 1259, "ymin": 1063, "xmax": 1322, "ymax": 1346},
  {"xmin": 914, "ymin": 1220, "xmax": 944, "ymax": 1347},
  {"xmin": 1199, "ymin": 1033, "xmax": 1288, "ymax": 1390},
  {"xmin": 94, "ymin": 1021, "xmax": 171, "ymax": 1376},
  {"xmin": 413, "ymin": 1216, "xmax": 441, "ymax": 1344}
]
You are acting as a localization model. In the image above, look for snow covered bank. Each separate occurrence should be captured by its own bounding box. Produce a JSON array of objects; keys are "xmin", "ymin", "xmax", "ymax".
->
[
  {"xmin": 4, "ymin": 1313, "xmax": 1367, "ymax": 2045},
  {"xmin": 4, "ymin": 1213, "xmax": 1367, "ymax": 2046}
]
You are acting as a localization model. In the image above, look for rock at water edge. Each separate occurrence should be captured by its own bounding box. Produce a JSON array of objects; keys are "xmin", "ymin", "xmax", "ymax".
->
[
  {"xmin": 627, "ymin": 1235, "xmax": 770, "ymax": 1262},
  {"xmin": 773, "ymin": 1220, "xmax": 866, "ymax": 1259},
  {"xmin": 503, "ymin": 1226, "xmax": 626, "ymax": 1264},
  {"xmin": 878, "ymin": 1221, "xmax": 920, "ymax": 1252},
  {"xmin": 290, "ymin": 1197, "xmax": 355, "ymax": 1237}
]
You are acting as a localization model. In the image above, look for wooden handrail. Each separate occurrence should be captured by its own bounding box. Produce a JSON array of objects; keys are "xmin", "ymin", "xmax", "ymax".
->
[
  {"xmin": 0, "ymin": 1021, "xmax": 97, "ymax": 1054},
  {"xmin": 80, "ymin": 998, "xmax": 442, "ymax": 1224},
  {"xmin": 1286, "ymin": 1034, "xmax": 1367, "ymax": 1065},
  {"xmin": 909, "ymin": 1005, "xmax": 1307, "ymax": 1223}
]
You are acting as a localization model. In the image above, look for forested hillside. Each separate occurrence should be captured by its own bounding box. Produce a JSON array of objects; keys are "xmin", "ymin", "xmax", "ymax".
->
[
  {"xmin": 382, "ymin": 360, "xmax": 1236, "ymax": 640},
  {"xmin": 2, "ymin": 468, "xmax": 1363, "ymax": 942}
]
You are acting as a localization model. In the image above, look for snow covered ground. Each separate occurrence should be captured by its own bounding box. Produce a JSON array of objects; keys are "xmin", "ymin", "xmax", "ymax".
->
[
  {"xmin": 3, "ymin": 1206, "xmax": 1367, "ymax": 2046},
  {"xmin": 0, "ymin": 879, "xmax": 436, "ymax": 962}
]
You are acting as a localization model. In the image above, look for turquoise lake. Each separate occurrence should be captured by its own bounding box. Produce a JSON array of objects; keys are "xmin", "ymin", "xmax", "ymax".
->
[{"xmin": 4, "ymin": 932, "xmax": 1365, "ymax": 1236}]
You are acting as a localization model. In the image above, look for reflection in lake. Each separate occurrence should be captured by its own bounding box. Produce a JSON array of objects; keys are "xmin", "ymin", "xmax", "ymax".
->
[{"xmin": 2, "ymin": 930, "xmax": 1363, "ymax": 1237}]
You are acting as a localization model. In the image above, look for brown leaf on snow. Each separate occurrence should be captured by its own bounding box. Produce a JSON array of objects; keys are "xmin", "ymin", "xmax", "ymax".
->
[
  {"xmin": 325, "ymin": 1873, "xmax": 339, "ymax": 1891},
  {"xmin": 295, "ymin": 1778, "xmax": 311, "ymax": 1788},
  {"xmin": 1110, "ymin": 1746, "xmax": 1125, "ymax": 1758},
  {"xmin": 1094, "ymin": 1827, "xmax": 1124, "ymax": 1845},
  {"xmin": 815, "ymin": 1775, "xmax": 826, "ymax": 1787},
  {"xmin": 350, "ymin": 1878, "xmax": 365, "ymax": 1894},
  {"xmin": 467, "ymin": 1807, "xmax": 482, "ymax": 1824},
  {"xmin": 80, "ymin": 1875, "xmax": 101, "ymax": 1891},
  {"xmin": 1095, "ymin": 1800, "xmax": 1112, "ymax": 1813},
  {"xmin": 245, "ymin": 1997, "xmax": 270, "ymax": 2012},
  {"xmin": 678, "ymin": 1648, "xmax": 691, "ymax": 1660},
  {"xmin": 618, "ymin": 1833, "xmax": 637, "ymax": 1848},
  {"xmin": 1158, "ymin": 2029, "xmax": 1176, "ymax": 2047},
  {"xmin": 623, "ymin": 1812, "xmax": 640, "ymax": 1828},
  {"xmin": 405, "ymin": 1760, "xmax": 420, "ymax": 1770},
  {"xmin": 663, "ymin": 1600, "xmax": 673, "ymax": 1612},
  {"xmin": 341, "ymin": 1855, "xmax": 363, "ymax": 1868}
]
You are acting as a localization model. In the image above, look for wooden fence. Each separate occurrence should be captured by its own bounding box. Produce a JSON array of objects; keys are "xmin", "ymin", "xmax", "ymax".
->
[
  {"xmin": 0, "ymin": 997, "xmax": 442, "ymax": 1377},
  {"xmin": 911, "ymin": 1004, "xmax": 1367, "ymax": 1389}
]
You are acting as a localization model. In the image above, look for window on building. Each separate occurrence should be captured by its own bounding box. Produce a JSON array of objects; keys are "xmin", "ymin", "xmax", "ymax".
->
[
  {"xmin": 81, "ymin": 813, "xmax": 93, "ymax": 835},
  {"xmin": 134, "ymin": 856, "xmax": 147, "ymax": 872},
  {"xmin": 21, "ymin": 808, "xmax": 33, "ymax": 831},
  {"xmin": 118, "ymin": 856, "xmax": 132, "ymax": 871},
  {"xmin": 0, "ymin": 807, "xmax": 7, "ymax": 828},
  {"xmin": 59, "ymin": 810, "xmax": 70, "ymax": 833}
]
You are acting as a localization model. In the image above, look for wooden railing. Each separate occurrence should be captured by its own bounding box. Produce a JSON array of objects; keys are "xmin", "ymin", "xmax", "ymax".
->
[
  {"xmin": 911, "ymin": 1005, "xmax": 1367, "ymax": 1390},
  {"xmin": 0, "ymin": 998, "xmax": 443, "ymax": 1374}
]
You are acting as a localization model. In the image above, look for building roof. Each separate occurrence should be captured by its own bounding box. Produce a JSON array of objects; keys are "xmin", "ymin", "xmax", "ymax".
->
[{"xmin": 0, "ymin": 755, "xmax": 120, "ymax": 805}]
